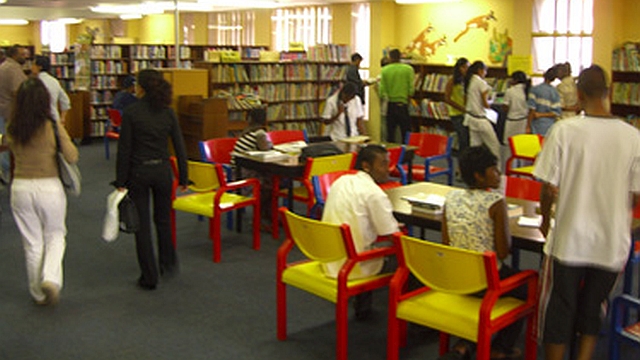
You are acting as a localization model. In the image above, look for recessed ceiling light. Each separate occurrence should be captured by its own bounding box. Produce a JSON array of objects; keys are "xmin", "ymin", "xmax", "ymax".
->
[{"xmin": 0, "ymin": 19, "xmax": 29, "ymax": 25}]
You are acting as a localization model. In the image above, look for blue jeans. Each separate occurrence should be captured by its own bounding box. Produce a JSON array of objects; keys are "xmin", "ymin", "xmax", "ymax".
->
[
  {"xmin": 0, "ymin": 115, "xmax": 9, "ymax": 178},
  {"xmin": 531, "ymin": 117, "xmax": 555, "ymax": 137}
]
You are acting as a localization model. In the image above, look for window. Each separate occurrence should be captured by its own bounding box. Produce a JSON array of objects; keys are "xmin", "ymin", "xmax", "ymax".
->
[
  {"xmin": 531, "ymin": 0, "xmax": 593, "ymax": 76},
  {"xmin": 271, "ymin": 6, "xmax": 332, "ymax": 51},
  {"xmin": 208, "ymin": 11, "xmax": 255, "ymax": 46},
  {"xmin": 41, "ymin": 20, "xmax": 67, "ymax": 53}
]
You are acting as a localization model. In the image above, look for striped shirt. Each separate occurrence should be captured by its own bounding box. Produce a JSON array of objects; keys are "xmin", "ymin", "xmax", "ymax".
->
[
  {"xmin": 230, "ymin": 128, "xmax": 269, "ymax": 166},
  {"xmin": 528, "ymin": 83, "xmax": 561, "ymax": 119}
]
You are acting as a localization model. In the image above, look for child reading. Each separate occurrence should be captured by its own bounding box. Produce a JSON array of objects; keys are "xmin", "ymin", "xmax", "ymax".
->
[{"xmin": 439, "ymin": 145, "xmax": 525, "ymax": 360}]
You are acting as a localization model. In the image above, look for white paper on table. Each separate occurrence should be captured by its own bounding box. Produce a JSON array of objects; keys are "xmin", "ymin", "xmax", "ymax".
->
[{"xmin": 517, "ymin": 215, "xmax": 542, "ymax": 228}]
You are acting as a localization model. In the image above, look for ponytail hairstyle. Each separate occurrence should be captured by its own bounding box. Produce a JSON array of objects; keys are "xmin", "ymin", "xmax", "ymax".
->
[
  {"xmin": 137, "ymin": 69, "xmax": 172, "ymax": 111},
  {"xmin": 464, "ymin": 60, "xmax": 487, "ymax": 95},
  {"xmin": 453, "ymin": 57, "xmax": 469, "ymax": 85},
  {"xmin": 510, "ymin": 70, "xmax": 531, "ymax": 97},
  {"xmin": 8, "ymin": 77, "xmax": 51, "ymax": 145}
]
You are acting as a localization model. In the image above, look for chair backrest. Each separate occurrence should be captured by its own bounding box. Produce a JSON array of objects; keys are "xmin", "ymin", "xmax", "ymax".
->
[
  {"xmin": 505, "ymin": 176, "xmax": 542, "ymax": 202},
  {"xmin": 107, "ymin": 109, "xmax": 123, "ymax": 127},
  {"xmin": 267, "ymin": 130, "xmax": 308, "ymax": 145},
  {"xmin": 398, "ymin": 235, "xmax": 496, "ymax": 295},
  {"xmin": 199, "ymin": 138, "xmax": 237, "ymax": 164},
  {"xmin": 509, "ymin": 134, "xmax": 543, "ymax": 159},
  {"xmin": 407, "ymin": 132, "xmax": 452, "ymax": 158},
  {"xmin": 186, "ymin": 160, "xmax": 224, "ymax": 192},
  {"xmin": 281, "ymin": 208, "xmax": 351, "ymax": 262},
  {"xmin": 305, "ymin": 152, "xmax": 355, "ymax": 179},
  {"xmin": 387, "ymin": 146, "xmax": 405, "ymax": 170},
  {"xmin": 312, "ymin": 169, "xmax": 359, "ymax": 205}
]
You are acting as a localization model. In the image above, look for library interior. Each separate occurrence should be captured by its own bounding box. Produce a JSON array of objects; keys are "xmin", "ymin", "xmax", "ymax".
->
[{"xmin": 1, "ymin": 0, "xmax": 640, "ymax": 359}]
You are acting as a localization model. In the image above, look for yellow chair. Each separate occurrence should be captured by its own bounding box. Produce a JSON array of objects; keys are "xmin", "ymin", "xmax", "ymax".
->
[
  {"xmin": 387, "ymin": 234, "xmax": 538, "ymax": 360},
  {"xmin": 506, "ymin": 134, "xmax": 543, "ymax": 178},
  {"xmin": 271, "ymin": 152, "xmax": 355, "ymax": 238},
  {"xmin": 277, "ymin": 207, "xmax": 396, "ymax": 360},
  {"xmin": 170, "ymin": 159, "xmax": 260, "ymax": 263}
]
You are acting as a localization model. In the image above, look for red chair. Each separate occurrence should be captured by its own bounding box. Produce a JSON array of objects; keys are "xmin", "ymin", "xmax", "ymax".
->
[
  {"xmin": 505, "ymin": 176, "xmax": 542, "ymax": 202},
  {"xmin": 386, "ymin": 146, "xmax": 407, "ymax": 186},
  {"xmin": 506, "ymin": 134, "xmax": 544, "ymax": 178},
  {"xmin": 623, "ymin": 201, "xmax": 640, "ymax": 296},
  {"xmin": 310, "ymin": 169, "xmax": 359, "ymax": 218},
  {"xmin": 105, "ymin": 109, "xmax": 122, "ymax": 160},
  {"xmin": 388, "ymin": 233, "xmax": 538, "ymax": 360},
  {"xmin": 199, "ymin": 138, "xmax": 238, "ymax": 182},
  {"xmin": 267, "ymin": 129, "xmax": 308, "ymax": 145},
  {"xmin": 391, "ymin": 132, "xmax": 453, "ymax": 185},
  {"xmin": 277, "ymin": 207, "xmax": 396, "ymax": 360}
]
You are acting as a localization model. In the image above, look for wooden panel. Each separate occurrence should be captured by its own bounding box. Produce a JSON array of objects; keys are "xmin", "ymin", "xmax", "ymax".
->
[
  {"xmin": 66, "ymin": 91, "xmax": 90, "ymax": 140},
  {"xmin": 160, "ymin": 68, "xmax": 208, "ymax": 111}
]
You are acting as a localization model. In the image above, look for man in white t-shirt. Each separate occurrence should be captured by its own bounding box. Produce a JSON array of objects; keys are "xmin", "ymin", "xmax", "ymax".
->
[
  {"xmin": 322, "ymin": 144, "xmax": 399, "ymax": 319},
  {"xmin": 321, "ymin": 82, "xmax": 365, "ymax": 141},
  {"xmin": 32, "ymin": 55, "xmax": 71, "ymax": 124},
  {"xmin": 534, "ymin": 65, "xmax": 640, "ymax": 360}
]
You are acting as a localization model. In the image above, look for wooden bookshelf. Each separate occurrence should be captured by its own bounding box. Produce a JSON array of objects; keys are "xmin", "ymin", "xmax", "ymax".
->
[{"xmin": 195, "ymin": 59, "xmax": 347, "ymax": 136}]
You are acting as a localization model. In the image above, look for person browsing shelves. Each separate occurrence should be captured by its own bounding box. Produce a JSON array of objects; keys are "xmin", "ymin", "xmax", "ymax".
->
[{"xmin": 322, "ymin": 82, "xmax": 365, "ymax": 141}]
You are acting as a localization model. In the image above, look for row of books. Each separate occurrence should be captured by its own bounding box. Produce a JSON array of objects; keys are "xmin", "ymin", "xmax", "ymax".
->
[
  {"xmin": 91, "ymin": 75, "xmax": 119, "ymax": 90},
  {"xmin": 249, "ymin": 64, "xmax": 285, "ymax": 82},
  {"xmin": 208, "ymin": 63, "xmax": 346, "ymax": 83},
  {"xmin": 319, "ymin": 65, "xmax": 347, "ymax": 81},
  {"xmin": 416, "ymin": 73, "xmax": 452, "ymax": 93},
  {"xmin": 91, "ymin": 60, "xmax": 129, "ymax": 75},
  {"xmin": 131, "ymin": 45, "xmax": 167, "ymax": 59},
  {"xmin": 90, "ymin": 89, "xmax": 115, "ymax": 104},
  {"xmin": 611, "ymin": 82, "xmax": 640, "ymax": 105},
  {"xmin": 285, "ymin": 64, "xmax": 319, "ymax": 81},
  {"xmin": 59, "ymin": 79, "xmax": 74, "ymax": 92},
  {"xmin": 486, "ymin": 77, "xmax": 509, "ymax": 94},
  {"xmin": 409, "ymin": 98, "xmax": 450, "ymax": 120},
  {"xmin": 89, "ymin": 120, "xmax": 107, "ymax": 137},
  {"xmin": 90, "ymin": 107, "xmax": 109, "ymax": 121},
  {"xmin": 284, "ymin": 102, "xmax": 319, "ymax": 120},
  {"xmin": 49, "ymin": 52, "xmax": 74, "ymax": 65},
  {"xmin": 612, "ymin": 42, "xmax": 640, "ymax": 72},
  {"xmin": 268, "ymin": 119, "xmax": 321, "ymax": 136},
  {"xmin": 167, "ymin": 46, "xmax": 192, "ymax": 59},
  {"xmin": 52, "ymin": 66, "xmax": 73, "ymax": 79},
  {"xmin": 307, "ymin": 44, "xmax": 351, "ymax": 63},
  {"xmin": 131, "ymin": 60, "xmax": 165, "ymax": 72},
  {"xmin": 209, "ymin": 64, "xmax": 250, "ymax": 83},
  {"xmin": 90, "ymin": 45, "xmax": 123, "ymax": 59}
]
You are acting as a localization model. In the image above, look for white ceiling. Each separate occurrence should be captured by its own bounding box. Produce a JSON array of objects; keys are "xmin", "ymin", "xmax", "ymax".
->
[{"xmin": 0, "ymin": 0, "xmax": 363, "ymax": 21}]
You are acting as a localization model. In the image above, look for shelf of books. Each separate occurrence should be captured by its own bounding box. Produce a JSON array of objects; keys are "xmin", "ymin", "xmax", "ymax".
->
[
  {"xmin": 45, "ymin": 50, "xmax": 75, "ymax": 92},
  {"xmin": 195, "ymin": 45, "xmax": 349, "ymax": 137},
  {"xmin": 409, "ymin": 63, "xmax": 507, "ymax": 133},
  {"xmin": 611, "ymin": 43, "xmax": 640, "ymax": 121}
]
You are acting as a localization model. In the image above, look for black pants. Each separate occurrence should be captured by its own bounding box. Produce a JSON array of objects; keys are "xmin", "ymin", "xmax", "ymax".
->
[
  {"xmin": 128, "ymin": 162, "xmax": 177, "ymax": 287},
  {"xmin": 386, "ymin": 102, "xmax": 411, "ymax": 144}
]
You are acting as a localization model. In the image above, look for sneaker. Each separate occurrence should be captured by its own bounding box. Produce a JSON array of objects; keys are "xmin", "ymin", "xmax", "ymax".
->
[{"xmin": 41, "ymin": 281, "xmax": 60, "ymax": 306}]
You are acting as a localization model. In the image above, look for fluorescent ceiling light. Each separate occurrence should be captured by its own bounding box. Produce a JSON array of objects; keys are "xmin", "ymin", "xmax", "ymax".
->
[
  {"xmin": 395, "ymin": 0, "xmax": 461, "ymax": 4},
  {"xmin": 0, "ymin": 0, "xmax": 6, "ymax": 4},
  {"xmin": 0, "ymin": 19, "xmax": 29, "ymax": 25},
  {"xmin": 120, "ymin": 14, "xmax": 143, "ymax": 20},
  {"xmin": 198, "ymin": 0, "xmax": 278, "ymax": 8},
  {"xmin": 58, "ymin": 18, "xmax": 83, "ymax": 24}
]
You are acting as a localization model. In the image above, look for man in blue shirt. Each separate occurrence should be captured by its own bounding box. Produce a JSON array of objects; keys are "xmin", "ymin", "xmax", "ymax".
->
[
  {"xmin": 112, "ymin": 75, "xmax": 138, "ymax": 112},
  {"xmin": 527, "ymin": 67, "xmax": 561, "ymax": 136}
]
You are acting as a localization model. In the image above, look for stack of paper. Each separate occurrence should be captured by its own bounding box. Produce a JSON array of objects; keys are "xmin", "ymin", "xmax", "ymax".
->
[
  {"xmin": 339, "ymin": 135, "xmax": 370, "ymax": 144},
  {"xmin": 245, "ymin": 150, "xmax": 289, "ymax": 162},
  {"xmin": 273, "ymin": 141, "xmax": 308, "ymax": 154},
  {"xmin": 402, "ymin": 193, "xmax": 446, "ymax": 215},
  {"xmin": 517, "ymin": 215, "xmax": 542, "ymax": 228}
]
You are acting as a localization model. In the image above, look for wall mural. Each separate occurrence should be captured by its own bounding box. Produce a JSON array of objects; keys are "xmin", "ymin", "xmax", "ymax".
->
[{"xmin": 403, "ymin": 9, "xmax": 512, "ymax": 66}]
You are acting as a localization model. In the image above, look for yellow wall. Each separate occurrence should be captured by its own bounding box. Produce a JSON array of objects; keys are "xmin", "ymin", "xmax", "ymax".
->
[
  {"xmin": 0, "ymin": 23, "xmax": 37, "ymax": 46},
  {"xmin": 332, "ymin": 4, "xmax": 352, "ymax": 45},
  {"xmin": 254, "ymin": 9, "xmax": 272, "ymax": 47},
  {"xmin": 139, "ymin": 14, "xmax": 175, "ymax": 44}
]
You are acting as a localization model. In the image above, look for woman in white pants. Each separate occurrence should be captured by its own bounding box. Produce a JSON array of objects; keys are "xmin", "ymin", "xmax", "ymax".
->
[
  {"xmin": 463, "ymin": 61, "xmax": 500, "ymax": 161},
  {"xmin": 3, "ymin": 78, "xmax": 78, "ymax": 305}
]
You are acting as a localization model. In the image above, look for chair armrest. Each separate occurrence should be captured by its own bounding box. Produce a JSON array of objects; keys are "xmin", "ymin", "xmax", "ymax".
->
[
  {"xmin": 222, "ymin": 164, "xmax": 233, "ymax": 181},
  {"xmin": 425, "ymin": 153, "xmax": 448, "ymax": 163},
  {"xmin": 495, "ymin": 269, "xmax": 538, "ymax": 296},
  {"xmin": 612, "ymin": 294, "xmax": 640, "ymax": 330},
  {"xmin": 355, "ymin": 246, "xmax": 396, "ymax": 262},
  {"xmin": 225, "ymin": 178, "xmax": 260, "ymax": 192}
]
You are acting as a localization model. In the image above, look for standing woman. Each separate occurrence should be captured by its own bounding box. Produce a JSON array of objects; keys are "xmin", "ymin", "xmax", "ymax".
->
[
  {"xmin": 5, "ymin": 78, "xmax": 78, "ymax": 305},
  {"xmin": 463, "ymin": 61, "xmax": 501, "ymax": 160},
  {"xmin": 444, "ymin": 57, "xmax": 470, "ymax": 153},
  {"xmin": 501, "ymin": 71, "xmax": 531, "ymax": 165},
  {"xmin": 115, "ymin": 69, "xmax": 188, "ymax": 291}
]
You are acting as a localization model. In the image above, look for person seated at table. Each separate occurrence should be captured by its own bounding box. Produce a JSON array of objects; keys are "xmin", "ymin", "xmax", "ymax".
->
[
  {"xmin": 322, "ymin": 144, "xmax": 399, "ymax": 319},
  {"xmin": 321, "ymin": 82, "xmax": 366, "ymax": 141},
  {"xmin": 440, "ymin": 145, "xmax": 526, "ymax": 360},
  {"xmin": 232, "ymin": 107, "xmax": 273, "ymax": 230}
]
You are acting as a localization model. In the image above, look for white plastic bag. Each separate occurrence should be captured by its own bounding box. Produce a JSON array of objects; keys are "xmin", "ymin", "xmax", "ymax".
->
[{"xmin": 102, "ymin": 189, "xmax": 128, "ymax": 242}]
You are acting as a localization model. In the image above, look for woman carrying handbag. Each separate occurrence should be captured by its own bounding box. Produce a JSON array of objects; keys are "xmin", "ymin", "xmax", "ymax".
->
[{"xmin": 3, "ymin": 77, "xmax": 78, "ymax": 306}]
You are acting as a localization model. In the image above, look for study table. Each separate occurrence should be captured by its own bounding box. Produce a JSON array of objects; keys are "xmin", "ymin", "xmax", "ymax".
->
[{"xmin": 385, "ymin": 182, "xmax": 545, "ymax": 269}]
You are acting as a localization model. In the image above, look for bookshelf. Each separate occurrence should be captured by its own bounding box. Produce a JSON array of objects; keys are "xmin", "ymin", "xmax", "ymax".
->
[
  {"xmin": 611, "ymin": 43, "xmax": 640, "ymax": 119},
  {"xmin": 177, "ymin": 96, "xmax": 236, "ymax": 159},
  {"xmin": 195, "ymin": 59, "xmax": 347, "ymax": 136},
  {"xmin": 409, "ymin": 63, "xmax": 507, "ymax": 136},
  {"xmin": 45, "ymin": 50, "xmax": 75, "ymax": 92}
]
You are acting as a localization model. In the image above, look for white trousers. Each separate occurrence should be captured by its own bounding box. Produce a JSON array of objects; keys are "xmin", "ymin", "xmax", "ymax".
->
[
  {"xmin": 465, "ymin": 114, "xmax": 501, "ymax": 167},
  {"xmin": 10, "ymin": 178, "xmax": 67, "ymax": 302}
]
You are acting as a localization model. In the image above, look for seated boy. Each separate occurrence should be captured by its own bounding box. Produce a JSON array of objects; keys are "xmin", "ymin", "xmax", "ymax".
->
[{"xmin": 440, "ymin": 145, "xmax": 525, "ymax": 360}]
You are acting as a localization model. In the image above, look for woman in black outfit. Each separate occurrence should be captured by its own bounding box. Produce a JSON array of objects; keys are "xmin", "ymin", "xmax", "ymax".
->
[{"xmin": 114, "ymin": 69, "xmax": 188, "ymax": 290}]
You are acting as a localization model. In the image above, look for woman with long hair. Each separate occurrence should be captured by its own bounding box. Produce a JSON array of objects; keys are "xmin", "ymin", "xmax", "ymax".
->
[
  {"xmin": 444, "ymin": 57, "xmax": 470, "ymax": 153},
  {"xmin": 4, "ymin": 77, "xmax": 78, "ymax": 306},
  {"xmin": 463, "ymin": 60, "xmax": 501, "ymax": 161},
  {"xmin": 115, "ymin": 69, "xmax": 188, "ymax": 290}
]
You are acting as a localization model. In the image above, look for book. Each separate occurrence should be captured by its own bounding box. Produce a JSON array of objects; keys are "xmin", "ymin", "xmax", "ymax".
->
[
  {"xmin": 517, "ymin": 215, "xmax": 542, "ymax": 227},
  {"xmin": 402, "ymin": 193, "xmax": 446, "ymax": 214}
]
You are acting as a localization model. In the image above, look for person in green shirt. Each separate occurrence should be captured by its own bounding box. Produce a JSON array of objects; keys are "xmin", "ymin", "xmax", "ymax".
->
[{"xmin": 379, "ymin": 49, "xmax": 415, "ymax": 143}]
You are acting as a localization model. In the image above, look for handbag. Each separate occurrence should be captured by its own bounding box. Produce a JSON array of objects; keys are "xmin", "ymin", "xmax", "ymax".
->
[
  {"xmin": 51, "ymin": 120, "xmax": 81, "ymax": 196},
  {"xmin": 118, "ymin": 193, "xmax": 140, "ymax": 233}
]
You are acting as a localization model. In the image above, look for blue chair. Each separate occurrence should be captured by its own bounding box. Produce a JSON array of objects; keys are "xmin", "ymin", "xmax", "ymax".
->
[
  {"xmin": 391, "ymin": 132, "xmax": 453, "ymax": 185},
  {"xmin": 609, "ymin": 294, "xmax": 640, "ymax": 360},
  {"xmin": 104, "ymin": 109, "xmax": 122, "ymax": 160}
]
